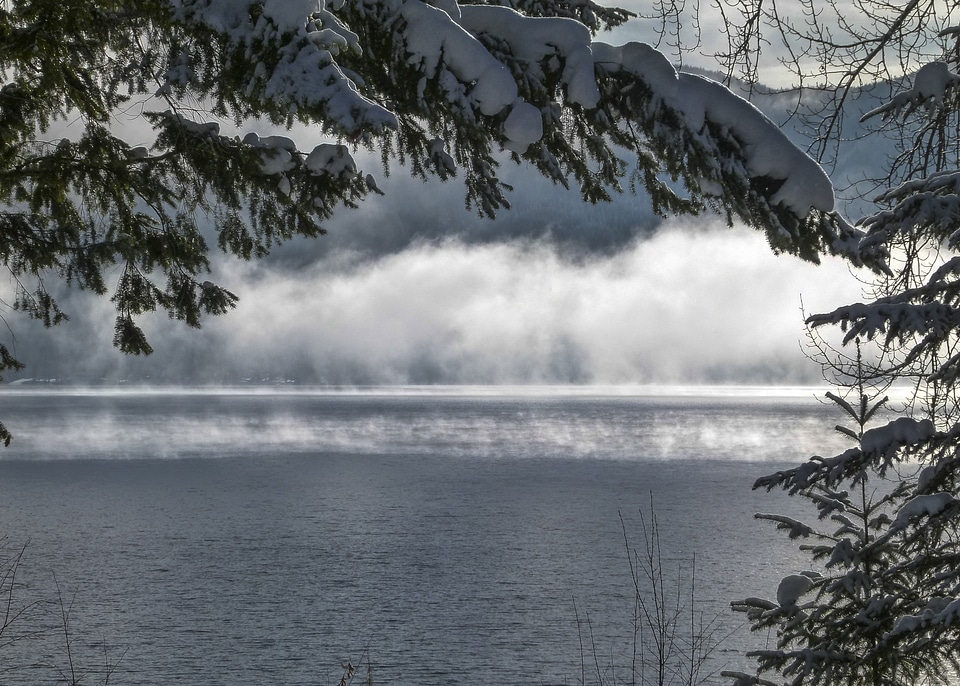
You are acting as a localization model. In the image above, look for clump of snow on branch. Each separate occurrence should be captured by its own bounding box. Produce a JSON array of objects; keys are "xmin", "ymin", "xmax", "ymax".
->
[
  {"xmin": 428, "ymin": 138, "xmax": 457, "ymax": 179},
  {"xmin": 777, "ymin": 574, "xmax": 815, "ymax": 607},
  {"xmin": 304, "ymin": 143, "xmax": 357, "ymax": 177},
  {"xmin": 261, "ymin": 0, "xmax": 320, "ymax": 32},
  {"xmin": 243, "ymin": 132, "xmax": 299, "ymax": 174},
  {"xmin": 173, "ymin": 0, "xmax": 317, "ymax": 34},
  {"xmin": 401, "ymin": 1, "xmax": 518, "ymax": 117},
  {"xmin": 863, "ymin": 61, "xmax": 960, "ymax": 122},
  {"xmin": 163, "ymin": 110, "xmax": 221, "ymax": 137},
  {"xmin": 242, "ymin": 132, "xmax": 360, "ymax": 180},
  {"xmin": 458, "ymin": 5, "xmax": 601, "ymax": 108},
  {"xmin": 237, "ymin": 130, "xmax": 364, "ymax": 198},
  {"xmin": 755, "ymin": 512, "xmax": 814, "ymax": 539},
  {"xmin": 861, "ymin": 417, "xmax": 936, "ymax": 457},
  {"xmin": 887, "ymin": 598, "xmax": 960, "ymax": 638},
  {"xmin": 502, "ymin": 101, "xmax": 543, "ymax": 153}
]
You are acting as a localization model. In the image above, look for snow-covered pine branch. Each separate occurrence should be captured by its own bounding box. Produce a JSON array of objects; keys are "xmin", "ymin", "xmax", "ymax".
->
[
  {"xmin": 808, "ymin": 300, "xmax": 960, "ymax": 349},
  {"xmin": 336, "ymin": 0, "xmax": 853, "ymax": 255},
  {"xmin": 858, "ymin": 172, "xmax": 960, "ymax": 254},
  {"xmin": 754, "ymin": 417, "xmax": 937, "ymax": 499},
  {"xmin": 860, "ymin": 61, "xmax": 960, "ymax": 124},
  {"xmin": 754, "ymin": 513, "xmax": 814, "ymax": 539},
  {"xmin": 891, "ymin": 492, "xmax": 960, "ymax": 531}
]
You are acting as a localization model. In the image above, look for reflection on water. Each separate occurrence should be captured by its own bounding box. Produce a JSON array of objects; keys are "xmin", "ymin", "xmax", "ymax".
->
[{"xmin": 0, "ymin": 387, "xmax": 850, "ymax": 685}]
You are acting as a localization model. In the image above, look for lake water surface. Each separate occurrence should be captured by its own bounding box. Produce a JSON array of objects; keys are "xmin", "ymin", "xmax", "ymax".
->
[{"xmin": 0, "ymin": 387, "xmax": 852, "ymax": 685}]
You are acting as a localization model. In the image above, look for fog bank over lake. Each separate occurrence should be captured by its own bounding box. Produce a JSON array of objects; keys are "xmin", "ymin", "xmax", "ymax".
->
[{"xmin": 9, "ymin": 222, "xmax": 861, "ymax": 387}]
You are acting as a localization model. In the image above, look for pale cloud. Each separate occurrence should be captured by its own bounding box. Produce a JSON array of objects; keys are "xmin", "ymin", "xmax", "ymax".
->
[{"xmin": 185, "ymin": 219, "xmax": 863, "ymax": 385}]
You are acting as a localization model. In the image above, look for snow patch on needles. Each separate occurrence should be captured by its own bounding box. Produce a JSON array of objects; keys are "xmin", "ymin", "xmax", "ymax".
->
[
  {"xmin": 887, "ymin": 598, "xmax": 960, "ymax": 638},
  {"xmin": 243, "ymin": 132, "xmax": 299, "ymax": 175},
  {"xmin": 777, "ymin": 574, "xmax": 814, "ymax": 607},
  {"xmin": 459, "ymin": 5, "xmax": 600, "ymax": 109},
  {"xmin": 173, "ymin": 0, "xmax": 324, "ymax": 36},
  {"xmin": 593, "ymin": 42, "xmax": 677, "ymax": 100},
  {"xmin": 502, "ymin": 101, "xmax": 543, "ymax": 153},
  {"xmin": 172, "ymin": 0, "xmax": 396, "ymax": 133},
  {"xmin": 401, "ymin": 1, "xmax": 517, "ymax": 117},
  {"xmin": 164, "ymin": 111, "xmax": 221, "ymax": 137},
  {"xmin": 305, "ymin": 143, "xmax": 357, "ymax": 177},
  {"xmin": 242, "ymin": 132, "xmax": 359, "ymax": 180},
  {"xmin": 893, "ymin": 493, "xmax": 958, "ymax": 530},
  {"xmin": 860, "ymin": 417, "xmax": 935, "ymax": 457},
  {"xmin": 261, "ymin": 0, "xmax": 317, "ymax": 32}
]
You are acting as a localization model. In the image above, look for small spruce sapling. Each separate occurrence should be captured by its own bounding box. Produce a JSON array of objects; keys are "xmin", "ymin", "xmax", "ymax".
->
[{"xmin": 725, "ymin": 355, "xmax": 960, "ymax": 686}]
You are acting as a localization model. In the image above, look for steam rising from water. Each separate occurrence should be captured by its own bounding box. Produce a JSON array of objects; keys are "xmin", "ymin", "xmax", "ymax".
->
[{"xmin": 1, "ymin": 387, "xmax": 851, "ymax": 462}]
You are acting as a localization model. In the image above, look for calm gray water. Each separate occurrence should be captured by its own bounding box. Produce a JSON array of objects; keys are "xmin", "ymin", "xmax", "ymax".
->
[{"xmin": 0, "ymin": 387, "xmax": 849, "ymax": 685}]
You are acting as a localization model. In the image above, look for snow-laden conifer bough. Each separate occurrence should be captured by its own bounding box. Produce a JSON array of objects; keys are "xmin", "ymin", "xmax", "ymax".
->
[
  {"xmin": 163, "ymin": 0, "xmax": 853, "ymax": 249},
  {"xmin": 178, "ymin": 0, "xmax": 837, "ymax": 209}
]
